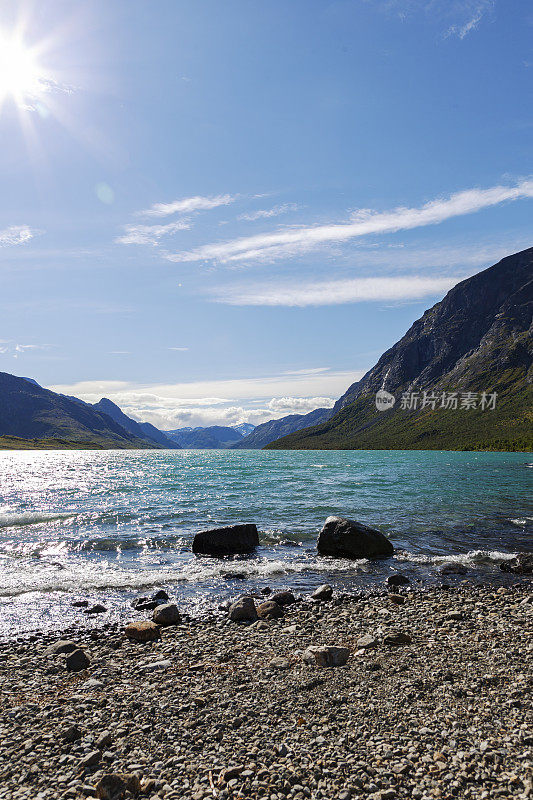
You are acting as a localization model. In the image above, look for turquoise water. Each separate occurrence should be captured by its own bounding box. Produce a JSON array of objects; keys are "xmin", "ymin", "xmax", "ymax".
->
[{"xmin": 0, "ymin": 449, "xmax": 531, "ymax": 636}]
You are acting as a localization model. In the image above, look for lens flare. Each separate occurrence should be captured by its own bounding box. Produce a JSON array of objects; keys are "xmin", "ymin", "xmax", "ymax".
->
[{"xmin": 0, "ymin": 30, "xmax": 49, "ymax": 109}]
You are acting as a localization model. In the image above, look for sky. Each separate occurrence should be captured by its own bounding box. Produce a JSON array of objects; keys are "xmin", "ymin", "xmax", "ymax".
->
[{"xmin": 0, "ymin": 0, "xmax": 532, "ymax": 429}]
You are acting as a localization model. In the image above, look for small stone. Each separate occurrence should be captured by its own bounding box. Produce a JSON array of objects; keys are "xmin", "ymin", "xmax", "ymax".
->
[
  {"xmin": 152, "ymin": 603, "xmax": 181, "ymax": 626},
  {"xmin": 312, "ymin": 584, "xmax": 333, "ymax": 601},
  {"xmin": 61, "ymin": 725, "xmax": 82, "ymax": 742},
  {"xmin": 356, "ymin": 634, "xmax": 377, "ymax": 649},
  {"xmin": 388, "ymin": 593, "xmax": 406, "ymax": 605},
  {"xmin": 96, "ymin": 731, "xmax": 112, "ymax": 749},
  {"xmin": 152, "ymin": 589, "xmax": 169, "ymax": 602},
  {"xmin": 302, "ymin": 645, "xmax": 350, "ymax": 667},
  {"xmin": 269, "ymin": 657, "xmax": 291, "ymax": 670},
  {"xmin": 71, "ymin": 600, "xmax": 89, "ymax": 608},
  {"xmin": 383, "ymin": 631, "xmax": 412, "ymax": 646},
  {"xmin": 141, "ymin": 659, "xmax": 171, "ymax": 672},
  {"xmin": 45, "ymin": 639, "xmax": 78, "ymax": 656},
  {"xmin": 257, "ymin": 600, "xmax": 284, "ymax": 620},
  {"xmin": 387, "ymin": 574, "xmax": 410, "ymax": 588},
  {"xmin": 65, "ymin": 649, "xmax": 91, "ymax": 672},
  {"xmin": 218, "ymin": 765, "xmax": 244, "ymax": 785},
  {"xmin": 439, "ymin": 562, "xmax": 468, "ymax": 575},
  {"xmin": 260, "ymin": 587, "xmax": 272, "ymax": 595},
  {"xmin": 270, "ymin": 590, "xmax": 296, "ymax": 606},
  {"xmin": 80, "ymin": 750, "xmax": 101, "ymax": 770},
  {"xmin": 124, "ymin": 620, "xmax": 161, "ymax": 642},
  {"xmin": 95, "ymin": 773, "xmax": 125, "ymax": 800},
  {"xmin": 228, "ymin": 596, "xmax": 258, "ymax": 622}
]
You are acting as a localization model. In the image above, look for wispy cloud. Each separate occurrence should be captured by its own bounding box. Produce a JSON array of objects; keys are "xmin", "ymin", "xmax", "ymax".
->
[
  {"xmin": 0, "ymin": 341, "xmax": 52, "ymax": 358},
  {"xmin": 210, "ymin": 275, "xmax": 462, "ymax": 307},
  {"xmin": 116, "ymin": 219, "xmax": 190, "ymax": 246},
  {"xmin": 0, "ymin": 225, "xmax": 40, "ymax": 246},
  {"xmin": 237, "ymin": 203, "xmax": 299, "ymax": 222},
  {"xmin": 373, "ymin": 0, "xmax": 494, "ymax": 39},
  {"xmin": 141, "ymin": 194, "xmax": 235, "ymax": 218},
  {"xmin": 165, "ymin": 179, "xmax": 533, "ymax": 265},
  {"xmin": 445, "ymin": 1, "xmax": 494, "ymax": 38},
  {"xmin": 168, "ymin": 346, "xmax": 189, "ymax": 352}
]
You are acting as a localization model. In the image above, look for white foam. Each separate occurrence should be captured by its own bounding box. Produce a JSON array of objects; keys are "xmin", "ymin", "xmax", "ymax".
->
[
  {"xmin": 0, "ymin": 512, "xmax": 74, "ymax": 529},
  {"xmin": 396, "ymin": 549, "xmax": 516, "ymax": 566}
]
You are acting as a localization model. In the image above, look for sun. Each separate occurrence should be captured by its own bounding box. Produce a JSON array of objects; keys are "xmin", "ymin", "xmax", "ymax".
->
[{"xmin": 0, "ymin": 31, "xmax": 48, "ymax": 109}]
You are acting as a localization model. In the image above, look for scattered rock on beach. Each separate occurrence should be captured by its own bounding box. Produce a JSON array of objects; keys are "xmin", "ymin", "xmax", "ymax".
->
[
  {"xmin": 152, "ymin": 603, "xmax": 181, "ymax": 626},
  {"xmin": 383, "ymin": 631, "xmax": 412, "ymax": 646},
  {"xmin": 356, "ymin": 633, "xmax": 377, "ymax": 649},
  {"xmin": 192, "ymin": 524, "xmax": 259, "ymax": 556},
  {"xmin": 61, "ymin": 724, "xmax": 82, "ymax": 742},
  {"xmin": 80, "ymin": 750, "xmax": 101, "ymax": 770},
  {"xmin": 45, "ymin": 639, "xmax": 78, "ymax": 656},
  {"xmin": 270, "ymin": 590, "xmax": 296, "ymax": 606},
  {"xmin": 124, "ymin": 620, "xmax": 161, "ymax": 642},
  {"xmin": 65, "ymin": 648, "xmax": 91, "ymax": 672},
  {"xmin": 500, "ymin": 552, "xmax": 533, "ymax": 574},
  {"xmin": 388, "ymin": 593, "xmax": 406, "ymax": 605},
  {"xmin": 257, "ymin": 600, "xmax": 284, "ymax": 620},
  {"xmin": 312, "ymin": 583, "xmax": 333, "ymax": 600},
  {"xmin": 302, "ymin": 645, "xmax": 350, "ymax": 667},
  {"xmin": 317, "ymin": 516, "xmax": 394, "ymax": 559},
  {"xmin": 228, "ymin": 596, "xmax": 258, "ymax": 622}
]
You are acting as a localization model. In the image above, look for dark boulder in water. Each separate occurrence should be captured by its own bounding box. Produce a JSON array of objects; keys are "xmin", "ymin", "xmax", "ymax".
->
[
  {"xmin": 317, "ymin": 516, "xmax": 393, "ymax": 560},
  {"xmin": 192, "ymin": 524, "xmax": 259, "ymax": 556},
  {"xmin": 387, "ymin": 574, "xmax": 410, "ymax": 589},
  {"xmin": 500, "ymin": 553, "xmax": 533, "ymax": 574}
]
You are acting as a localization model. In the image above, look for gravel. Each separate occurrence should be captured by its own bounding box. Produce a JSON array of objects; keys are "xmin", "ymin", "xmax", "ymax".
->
[{"xmin": 0, "ymin": 582, "xmax": 531, "ymax": 800}]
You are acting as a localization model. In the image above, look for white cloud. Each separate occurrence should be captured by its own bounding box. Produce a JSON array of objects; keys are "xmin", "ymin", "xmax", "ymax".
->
[
  {"xmin": 238, "ymin": 203, "xmax": 299, "ymax": 222},
  {"xmin": 164, "ymin": 179, "xmax": 533, "ymax": 265},
  {"xmin": 48, "ymin": 368, "xmax": 363, "ymax": 429},
  {"xmin": 116, "ymin": 219, "xmax": 190, "ymax": 245},
  {"xmin": 445, "ymin": 1, "xmax": 494, "ymax": 38},
  {"xmin": 141, "ymin": 194, "xmax": 235, "ymax": 218},
  {"xmin": 209, "ymin": 275, "xmax": 463, "ymax": 307},
  {"xmin": 168, "ymin": 346, "xmax": 189, "ymax": 351},
  {"xmin": 0, "ymin": 341, "xmax": 51, "ymax": 358},
  {"xmin": 0, "ymin": 225, "xmax": 40, "ymax": 246}
]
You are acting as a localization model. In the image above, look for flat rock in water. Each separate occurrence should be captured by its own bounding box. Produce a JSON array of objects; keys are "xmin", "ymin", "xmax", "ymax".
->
[
  {"xmin": 500, "ymin": 552, "xmax": 533, "ymax": 574},
  {"xmin": 152, "ymin": 603, "xmax": 181, "ymax": 626},
  {"xmin": 257, "ymin": 600, "xmax": 284, "ymax": 620},
  {"xmin": 124, "ymin": 620, "xmax": 161, "ymax": 642},
  {"xmin": 192, "ymin": 524, "xmax": 259, "ymax": 556},
  {"xmin": 228, "ymin": 596, "xmax": 258, "ymax": 622},
  {"xmin": 312, "ymin": 584, "xmax": 333, "ymax": 600},
  {"xmin": 302, "ymin": 645, "xmax": 350, "ymax": 667},
  {"xmin": 317, "ymin": 516, "xmax": 393, "ymax": 559},
  {"xmin": 440, "ymin": 562, "xmax": 468, "ymax": 575}
]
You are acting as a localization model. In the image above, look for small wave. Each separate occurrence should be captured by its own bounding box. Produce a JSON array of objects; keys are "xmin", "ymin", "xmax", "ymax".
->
[
  {"xmin": 0, "ymin": 512, "xmax": 75, "ymax": 529},
  {"xmin": 508, "ymin": 517, "xmax": 533, "ymax": 527},
  {"xmin": 396, "ymin": 549, "xmax": 516, "ymax": 567}
]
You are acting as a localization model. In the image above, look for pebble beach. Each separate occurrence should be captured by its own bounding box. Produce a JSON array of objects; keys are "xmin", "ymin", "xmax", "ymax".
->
[{"xmin": 1, "ymin": 581, "xmax": 531, "ymax": 800}]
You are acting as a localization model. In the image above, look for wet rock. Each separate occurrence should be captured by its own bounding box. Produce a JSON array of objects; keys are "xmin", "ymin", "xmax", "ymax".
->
[
  {"xmin": 132, "ymin": 597, "xmax": 157, "ymax": 611},
  {"xmin": 383, "ymin": 631, "xmax": 412, "ymax": 646},
  {"xmin": 257, "ymin": 600, "xmax": 284, "ymax": 620},
  {"xmin": 312, "ymin": 584, "xmax": 334, "ymax": 601},
  {"xmin": 71, "ymin": 600, "xmax": 89, "ymax": 608},
  {"xmin": 192, "ymin": 524, "xmax": 259, "ymax": 556},
  {"xmin": 260, "ymin": 586, "xmax": 272, "ymax": 595},
  {"xmin": 302, "ymin": 645, "xmax": 350, "ymax": 667},
  {"xmin": 152, "ymin": 589, "xmax": 169, "ymax": 602},
  {"xmin": 84, "ymin": 604, "xmax": 107, "ymax": 615},
  {"xmin": 228, "ymin": 596, "xmax": 258, "ymax": 622},
  {"xmin": 65, "ymin": 649, "xmax": 91, "ymax": 672},
  {"xmin": 387, "ymin": 574, "xmax": 410, "ymax": 588},
  {"xmin": 500, "ymin": 552, "xmax": 533, "ymax": 574},
  {"xmin": 152, "ymin": 603, "xmax": 181, "ymax": 626},
  {"xmin": 317, "ymin": 516, "xmax": 394, "ymax": 559},
  {"xmin": 270, "ymin": 590, "xmax": 296, "ymax": 606},
  {"xmin": 124, "ymin": 620, "xmax": 161, "ymax": 642},
  {"xmin": 440, "ymin": 562, "xmax": 468, "ymax": 575}
]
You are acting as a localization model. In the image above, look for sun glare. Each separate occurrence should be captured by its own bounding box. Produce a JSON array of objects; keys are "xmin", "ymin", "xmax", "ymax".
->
[{"xmin": 0, "ymin": 31, "xmax": 48, "ymax": 109}]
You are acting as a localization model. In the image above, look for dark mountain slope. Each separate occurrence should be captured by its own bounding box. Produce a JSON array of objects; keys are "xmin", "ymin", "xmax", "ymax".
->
[
  {"xmin": 0, "ymin": 372, "xmax": 152, "ymax": 448},
  {"xmin": 268, "ymin": 247, "xmax": 533, "ymax": 451},
  {"xmin": 93, "ymin": 398, "xmax": 181, "ymax": 449},
  {"xmin": 233, "ymin": 407, "xmax": 333, "ymax": 449}
]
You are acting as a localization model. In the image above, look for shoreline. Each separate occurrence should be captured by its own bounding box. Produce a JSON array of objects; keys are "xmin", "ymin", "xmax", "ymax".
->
[{"xmin": 0, "ymin": 581, "xmax": 531, "ymax": 800}]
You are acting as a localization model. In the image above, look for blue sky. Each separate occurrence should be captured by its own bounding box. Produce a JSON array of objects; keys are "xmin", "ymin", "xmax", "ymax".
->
[{"xmin": 0, "ymin": 0, "xmax": 532, "ymax": 428}]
